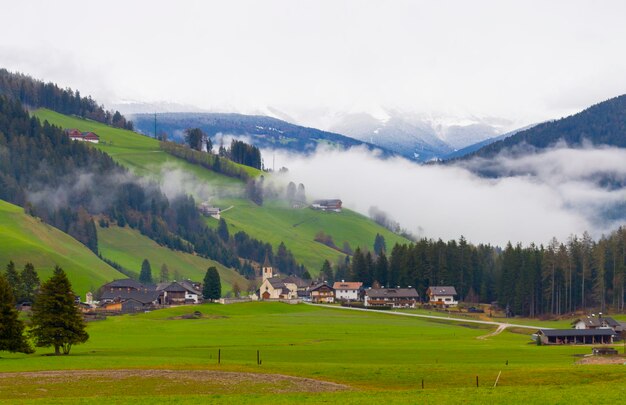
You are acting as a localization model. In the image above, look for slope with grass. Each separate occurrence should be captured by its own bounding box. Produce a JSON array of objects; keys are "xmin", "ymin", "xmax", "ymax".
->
[
  {"xmin": 33, "ymin": 109, "xmax": 410, "ymax": 274},
  {"xmin": 0, "ymin": 200, "xmax": 124, "ymax": 296},
  {"xmin": 214, "ymin": 199, "xmax": 409, "ymax": 271},
  {"xmin": 0, "ymin": 302, "xmax": 624, "ymax": 403},
  {"xmin": 97, "ymin": 224, "xmax": 247, "ymax": 293}
]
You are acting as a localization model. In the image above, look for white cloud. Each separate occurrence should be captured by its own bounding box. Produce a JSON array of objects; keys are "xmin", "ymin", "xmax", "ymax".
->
[{"xmin": 271, "ymin": 145, "xmax": 626, "ymax": 246}]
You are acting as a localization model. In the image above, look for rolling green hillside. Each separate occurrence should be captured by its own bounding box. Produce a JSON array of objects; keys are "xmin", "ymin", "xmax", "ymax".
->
[
  {"xmin": 213, "ymin": 199, "xmax": 409, "ymax": 271},
  {"xmin": 97, "ymin": 225, "xmax": 247, "ymax": 293},
  {"xmin": 0, "ymin": 200, "xmax": 124, "ymax": 296},
  {"xmin": 33, "ymin": 109, "xmax": 410, "ymax": 274}
]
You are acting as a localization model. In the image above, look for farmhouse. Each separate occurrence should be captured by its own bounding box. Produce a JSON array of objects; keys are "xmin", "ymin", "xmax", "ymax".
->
[
  {"xmin": 536, "ymin": 329, "xmax": 616, "ymax": 345},
  {"xmin": 426, "ymin": 286, "xmax": 458, "ymax": 307},
  {"xmin": 157, "ymin": 281, "xmax": 202, "ymax": 305},
  {"xmin": 311, "ymin": 199, "xmax": 342, "ymax": 212},
  {"xmin": 572, "ymin": 315, "xmax": 624, "ymax": 333},
  {"xmin": 364, "ymin": 288, "xmax": 419, "ymax": 308},
  {"xmin": 309, "ymin": 282, "xmax": 335, "ymax": 303},
  {"xmin": 65, "ymin": 128, "xmax": 100, "ymax": 143},
  {"xmin": 198, "ymin": 202, "xmax": 220, "ymax": 219},
  {"xmin": 333, "ymin": 281, "xmax": 363, "ymax": 301}
]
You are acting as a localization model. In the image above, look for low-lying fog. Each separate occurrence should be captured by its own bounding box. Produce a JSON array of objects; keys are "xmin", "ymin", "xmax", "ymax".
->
[{"xmin": 270, "ymin": 144, "xmax": 626, "ymax": 246}]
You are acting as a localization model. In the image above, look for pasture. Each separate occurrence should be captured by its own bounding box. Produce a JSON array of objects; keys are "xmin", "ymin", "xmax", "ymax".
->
[{"xmin": 1, "ymin": 302, "xmax": 624, "ymax": 404}]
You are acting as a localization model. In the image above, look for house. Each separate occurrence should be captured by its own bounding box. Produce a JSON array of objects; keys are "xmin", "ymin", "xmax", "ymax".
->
[
  {"xmin": 65, "ymin": 128, "xmax": 100, "ymax": 143},
  {"xmin": 426, "ymin": 286, "xmax": 458, "ymax": 307},
  {"xmin": 283, "ymin": 275, "xmax": 310, "ymax": 296},
  {"xmin": 332, "ymin": 281, "xmax": 363, "ymax": 301},
  {"xmin": 535, "ymin": 329, "xmax": 616, "ymax": 345},
  {"xmin": 364, "ymin": 288, "xmax": 419, "ymax": 308},
  {"xmin": 98, "ymin": 279, "xmax": 159, "ymax": 312},
  {"xmin": 311, "ymin": 199, "xmax": 342, "ymax": 212},
  {"xmin": 258, "ymin": 277, "xmax": 298, "ymax": 300},
  {"xmin": 309, "ymin": 282, "xmax": 334, "ymax": 303},
  {"xmin": 572, "ymin": 315, "xmax": 624, "ymax": 333},
  {"xmin": 198, "ymin": 202, "xmax": 220, "ymax": 219},
  {"xmin": 157, "ymin": 281, "xmax": 202, "ymax": 305}
]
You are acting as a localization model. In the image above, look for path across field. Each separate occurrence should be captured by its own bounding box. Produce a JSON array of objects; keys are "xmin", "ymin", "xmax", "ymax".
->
[{"xmin": 305, "ymin": 303, "xmax": 549, "ymax": 333}]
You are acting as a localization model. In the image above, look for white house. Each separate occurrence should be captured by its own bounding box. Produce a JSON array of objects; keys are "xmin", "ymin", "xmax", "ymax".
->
[
  {"xmin": 426, "ymin": 286, "xmax": 458, "ymax": 307},
  {"xmin": 364, "ymin": 288, "xmax": 419, "ymax": 308},
  {"xmin": 332, "ymin": 281, "xmax": 363, "ymax": 301}
]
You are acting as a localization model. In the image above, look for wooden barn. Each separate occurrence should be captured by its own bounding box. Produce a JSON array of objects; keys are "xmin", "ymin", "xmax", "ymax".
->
[{"xmin": 536, "ymin": 329, "xmax": 616, "ymax": 345}]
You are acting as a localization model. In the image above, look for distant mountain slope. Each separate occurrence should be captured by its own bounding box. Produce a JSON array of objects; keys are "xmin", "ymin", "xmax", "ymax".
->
[
  {"xmin": 442, "ymin": 124, "xmax": 538, "ymax": 160},
  {"xmin": 327, "ymin": 112, "xmax": 510, "ymax": 162},
  {"xmin": 466, "ymin": 95, "xmax": 626, "ymax": 159},
  {"xmin": 0, "ymin": 199, "xmax": 124, "ymax": 296},
  {"xmin": 132, "ymin": 112, "xmax": 391, "ymax": 157}
]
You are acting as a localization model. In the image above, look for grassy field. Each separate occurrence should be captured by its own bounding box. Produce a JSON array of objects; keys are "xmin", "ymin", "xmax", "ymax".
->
[
  {"xmin": 32, "ymin": 109, "xmax": 411, "ymax": 274},
  {"xmin": 213, "ymin": 198, "xmax": 409, "ymax": 272},
  {"xmin": 0, "ymin": 200, "xmax": 124, "ymax": 296},
  {"xmin": 0, "ymin": 302, "xmax": 625, "ymax": 404},
  {"xmin": 98, "ymin": 224, "xmax": 248, "ymax": 293}
]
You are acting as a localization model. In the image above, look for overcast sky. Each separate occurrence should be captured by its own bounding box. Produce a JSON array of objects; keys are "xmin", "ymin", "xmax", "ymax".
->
[{"xmin": 2, "ymin": 0, "xmax": 626, "ymax": 127}]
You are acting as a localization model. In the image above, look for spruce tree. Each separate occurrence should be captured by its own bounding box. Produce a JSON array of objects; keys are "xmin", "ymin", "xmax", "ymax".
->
[
  {"xmin": 30, "ymin": 266, "xmax": 88, "ymax": 355},
  {"xmin": 0, "ymin": 274, "xmax": 33, "ymax": 354},
  {"xmin": 203, "ymin": 267, "xmax": 221, "ymax": 301},
  {"xmin": 4, "ymin": 261, "xmax": 20, "ymax": 301},
  {"xmin": 20, "ymin": 263, "xmax": 40, "ymax": 303},
  {"xmin": 139, "ymin": 259, "xmax": 153, "ymax": 285}
]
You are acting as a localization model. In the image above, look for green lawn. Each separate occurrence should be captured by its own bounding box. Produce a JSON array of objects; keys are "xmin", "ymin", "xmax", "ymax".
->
[
  {"xmin": 0, "ymin": 200, "xmax": 124, "ymax": 297},
  {"xmin": 0, "ymin": 303, "xmax": 624, "ymax": 403},
  {"xmin": 98, "ymin": 224, "xmax": 248, "ymax": 293}
]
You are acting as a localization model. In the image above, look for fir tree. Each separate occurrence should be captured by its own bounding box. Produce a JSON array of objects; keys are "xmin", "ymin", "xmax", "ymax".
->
[
  {"xmin": 139, "ymin": 259, "xmax": 153, "ymax": 285},
  {"xmin": 203, "ymin": 267, "xmax": 221, "ymax": 301},
  {"xmin": 374, "ymin": 233, "xmax": 387, "ymax": 255},
  {"xmin": 320, "ymin": 260, "xmax": 334, "ymax": 283},
  {"xmin": 29, "ymin": 267, "xmax": 88, "ymax": 355},
  {"xmin": 217, "ymin": 218, "xmax": 230, "ymax": 242},
  {"xmin": 0, "ymin": 274, "xmax": 33, "ymax": 354},
  {"xmin": 20, "ymin": 262, "xmax": 40, "ymax": 303},
  {"xmin": 4, "ymin": 261, "xmax": 20, "ymax": 301}
]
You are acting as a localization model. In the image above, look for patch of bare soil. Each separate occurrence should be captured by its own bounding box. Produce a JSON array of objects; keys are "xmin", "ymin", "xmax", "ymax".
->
[
  {"xmin": 167, "ymin": 312, "xmax": 229, "ymax": 320},
  {"xmin": 0, "ymin": 369, "xmax": 348, "ymax": 393},
  {"xmin": 576, "ymin": 355, "xmax": 626, "ymax": 365}
]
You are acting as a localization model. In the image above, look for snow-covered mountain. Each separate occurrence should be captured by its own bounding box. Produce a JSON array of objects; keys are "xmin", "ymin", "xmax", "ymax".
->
[{"xmin": 326, "ymin": 111, "xmax": 513, "ymax": 162}]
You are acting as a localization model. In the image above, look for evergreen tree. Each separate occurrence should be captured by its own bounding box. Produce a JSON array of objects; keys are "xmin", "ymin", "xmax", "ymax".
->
[
  {"xmin": 203, "ymin": 267, "xmax": 221, "ymax": 300},
  {"xmin": 159, "ymin": 263, "xmax": 170, "ymax": 283},
  {"xmin": 139, "ymin": 259, "xmax": 153, "ymax": 285},
  {"xmin": 320, "ymin": 260, "xmax": 334, "ymax": 283},
  {"xmin": 4, "ymin": 261, "xmax": 20, "ymax": 301},
  {"xmin": 20, "ymin": 262, "xmax": 40, "ymax": 303},
  {"xmin": 374, "ymin": 233, "xmax": 387, "ymax": 255},
  {"xmin": 30, "ymin": 266, "xmax": 88, "ymax": 355},
  {"xmin": 217, "ymin": 218, "xmax": 230, "ymax": 242},
  {"xmin": 0, "ymin": 274, "xmax": 33, "ymax": 354},
  {"xmin": 375, "ymin": 252, "xmax": 389, "ymax": 287}
]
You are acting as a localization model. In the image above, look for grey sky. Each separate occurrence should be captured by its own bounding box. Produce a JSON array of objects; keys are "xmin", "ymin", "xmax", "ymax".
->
[{"xmin": 2, "ymin": 0, "xmax": 626, "ymax": 128}]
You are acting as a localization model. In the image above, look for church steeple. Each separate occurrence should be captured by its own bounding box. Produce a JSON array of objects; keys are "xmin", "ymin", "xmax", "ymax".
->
[{"xmin": 262, "ymin": 254, "xmax": 273, "ymax": 281}]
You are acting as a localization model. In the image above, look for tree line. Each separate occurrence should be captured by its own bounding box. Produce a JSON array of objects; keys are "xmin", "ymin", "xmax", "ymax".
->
[
  {"xmin": 0, "ymin": 68, "xmax": 133, "ymax": 130},
  {"xmin": 318, "ymin": 229, "xmax": 626, "ymax": 317},
  {"xmin": 0, "ymin": 96, "xmax": 303, "ymax": 280}
]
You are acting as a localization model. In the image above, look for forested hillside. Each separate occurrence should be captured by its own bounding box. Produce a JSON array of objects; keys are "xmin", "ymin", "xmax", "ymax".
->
[
  {"xmin": 0, "ymin": 69, "xmax": 133, "ymax": 130},
  {"xmin": 466, "ymin": 94, "xmax": 626, "ymax": 159},
  {"xmin": 340, "ymin": 230, "xmax": 626, "ymax": 317},
  {"xmin": 0, "ymin": 96, "xmax": 302, "ymax": 278}
]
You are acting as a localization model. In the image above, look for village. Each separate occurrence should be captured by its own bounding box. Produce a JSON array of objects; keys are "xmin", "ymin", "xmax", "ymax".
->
[{"xmin": 82, "ymin": 258, "xmax": 626, "ymax": 348}]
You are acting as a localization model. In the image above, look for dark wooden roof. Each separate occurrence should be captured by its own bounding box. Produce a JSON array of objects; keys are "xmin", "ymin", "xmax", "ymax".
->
[
  {"xmin": 366, "ymin": 288, "xmax": 419, "ymax": 298},
  {"xmin": 100, "ymin": 288, "xmax": 159, "ymax": 304},
  {"xmin": 104, "ymin": 279, "xmax": 145, "ymax": 290},
  {"xmin": 539, "ymin": 329, "xmax": 616, "ymax": 337},
  {"xmin": 427, "ymin": 286, "xmax": 457, "ymax": 296},
  {"xmin": 309, "ymin": 282, "xmax": 333, "ymax": 291}
]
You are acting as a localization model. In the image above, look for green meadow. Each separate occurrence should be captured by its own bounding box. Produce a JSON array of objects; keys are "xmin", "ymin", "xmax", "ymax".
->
[
  {"xmin": 97, "ymin": 224, "xmax": 247, "ymax": 292},
  {"xmin": 31, "ymin": 109, "xmax": 410, "ymax": 274},
  {"xmin": 0, "ymin": 302, "xmax": 625, "ymax": 404},
  {"xmin": 0, "ymin": 200, "xmax": 123, "ymax": 296}
]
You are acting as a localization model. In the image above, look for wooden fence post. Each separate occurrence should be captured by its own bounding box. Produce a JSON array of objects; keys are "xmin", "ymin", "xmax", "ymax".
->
[{"xmin": 218, "ymin": 349, "xmax": 221, "ymax": 365}]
